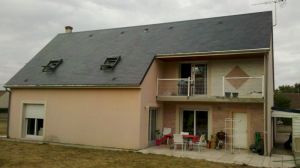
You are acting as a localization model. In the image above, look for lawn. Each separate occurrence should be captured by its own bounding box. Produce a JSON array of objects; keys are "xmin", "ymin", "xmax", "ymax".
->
[
  {"xmin": 0, "ymin": 140, "xmax": 254, "ymax": 168},
  {"xmin": 0, "ymin": 119, "xmax": 7, "ymax": 135}
]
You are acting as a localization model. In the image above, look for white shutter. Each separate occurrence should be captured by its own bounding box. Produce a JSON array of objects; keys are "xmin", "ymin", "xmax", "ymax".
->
[{"xmin": 24, "ymin": 104, "xmax": 45, "ymax": 119}]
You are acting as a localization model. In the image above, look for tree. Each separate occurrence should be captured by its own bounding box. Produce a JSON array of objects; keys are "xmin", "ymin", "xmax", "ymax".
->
[
  {"xmin": 274, "ymin": 92, "xmax": 291, "ymax": 109},
  {"xmin": 276, "ymin": 83, "xmax": 300, "ymax": 93}
]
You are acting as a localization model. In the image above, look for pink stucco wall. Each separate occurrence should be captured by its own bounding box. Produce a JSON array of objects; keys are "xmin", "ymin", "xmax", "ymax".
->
[{"xmin": 9, "ymin": 88, "xmax": 142, "ymax": 149}]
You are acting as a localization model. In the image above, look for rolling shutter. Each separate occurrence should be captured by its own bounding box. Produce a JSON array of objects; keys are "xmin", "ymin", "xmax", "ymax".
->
[{"xmin": 24, "ymin": 104, "xmax": 45, "ymax": 119}]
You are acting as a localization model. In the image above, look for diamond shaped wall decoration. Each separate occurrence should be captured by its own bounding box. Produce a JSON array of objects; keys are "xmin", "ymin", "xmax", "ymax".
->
[{"xmin": 225, "ymin": 66, "xmax": 249, "ymax": 89}]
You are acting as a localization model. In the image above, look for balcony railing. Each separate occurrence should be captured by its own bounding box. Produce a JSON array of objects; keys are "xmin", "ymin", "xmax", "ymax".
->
[
  {"xmin": 157, "ymin": 76, "xmax": 264, "ymax": 98},
  {"xmin": 157, "ymin": 78, "xmax": 192, "ymax": 96},
  {"xmin": 222, "ymin": 76, "xmax": 264, "ymax": 98}
]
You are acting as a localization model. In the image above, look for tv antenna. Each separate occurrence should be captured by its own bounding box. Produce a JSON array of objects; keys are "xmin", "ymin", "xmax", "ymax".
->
[{"xmin": 252, "ymin": 0, "xmax": 287, "ymax": 26}]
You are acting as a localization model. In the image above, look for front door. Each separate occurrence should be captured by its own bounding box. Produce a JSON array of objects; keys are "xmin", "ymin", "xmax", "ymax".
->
[
  {"xmin": 181, "ymin": 110, "xmax": 208, "ymax": 136},
  {"xmin": 148, "ymin": 108, "xmax": 157, "ymax": 145},
  {"xmin": 233, "ymin": 113, "xmax": 248, "ymax": 148}
]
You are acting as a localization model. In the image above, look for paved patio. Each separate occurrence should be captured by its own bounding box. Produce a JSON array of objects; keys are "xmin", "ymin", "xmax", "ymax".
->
[{"xmin": 138, "ymin": 145, "xmax": 296, "ymax": 168}]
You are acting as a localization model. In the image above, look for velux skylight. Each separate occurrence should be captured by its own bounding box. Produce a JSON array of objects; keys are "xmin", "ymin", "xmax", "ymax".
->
[
  {"xmin": 42, "ymin": 59, "xmax": 63, "ymax": 72},
  {"xmin": 100, "ymin": 56, "xmax": 121, "ymax": 71}
]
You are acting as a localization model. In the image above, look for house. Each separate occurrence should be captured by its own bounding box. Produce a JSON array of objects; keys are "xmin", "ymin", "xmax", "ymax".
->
[
  {"xmin": 5, "ymin": 11, "xmax": 274, "ymax": 155},
  {"xmin": 0, "ymin": 86, "xmax": 9, "ymax": 117}
]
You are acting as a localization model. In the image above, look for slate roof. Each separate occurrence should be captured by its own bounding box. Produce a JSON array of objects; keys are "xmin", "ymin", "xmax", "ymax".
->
[{"xmin": 5, "ymin": 11, "xmax": 273, "ymax": 87}]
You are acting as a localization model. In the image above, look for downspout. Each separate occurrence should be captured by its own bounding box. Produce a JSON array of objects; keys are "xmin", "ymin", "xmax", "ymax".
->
[
  {"xmin": 263, "ymin": 53, "xmax": 268, "ymax": 156},
  {"xmin": 5, "ymin": 88, "xmax": 11, "ymax": 138}
]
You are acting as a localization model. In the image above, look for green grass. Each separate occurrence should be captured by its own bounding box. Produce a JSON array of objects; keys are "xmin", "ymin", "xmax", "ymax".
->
[{"xmin": 0, "ymin": 140, "xmax": 254, "ymax": 168}]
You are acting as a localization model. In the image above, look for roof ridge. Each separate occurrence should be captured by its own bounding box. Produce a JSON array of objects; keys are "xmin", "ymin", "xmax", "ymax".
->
[{"xmin": 58, "ymin": 11, "xmax": 272, "ymax": 35}]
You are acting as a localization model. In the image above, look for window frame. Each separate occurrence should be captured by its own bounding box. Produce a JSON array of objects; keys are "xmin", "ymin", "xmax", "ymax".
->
[{"xmin": 21, "ymin": 102, "xmax": 46, "ymax": 140}]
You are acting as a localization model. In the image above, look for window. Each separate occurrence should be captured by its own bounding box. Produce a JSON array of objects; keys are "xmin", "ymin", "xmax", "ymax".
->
[
  {"xmin": 26, "ymin": 118, "xmax": 44, "ymax": 136},
  {"xmin": 100, "ymin": 56, "xmax": 121, "ymax": 70},
  {"xmin": 42, "ymin": 59, "xmax": 63, "ymax": 72},
  {"xmin": 23, "ymin": 104, "xmax": 45, "ymax": 138}
]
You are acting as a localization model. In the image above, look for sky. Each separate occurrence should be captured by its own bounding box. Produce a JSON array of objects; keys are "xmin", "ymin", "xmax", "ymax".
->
[{"xmin": 0, "ymin": 0, "xmax": 299, "ymax": 88}]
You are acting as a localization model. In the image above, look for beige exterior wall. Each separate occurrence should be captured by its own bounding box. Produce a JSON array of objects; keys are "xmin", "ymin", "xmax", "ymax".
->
[
  {"xmin": 9, "ymin": 88, "xmax": 142, "ymax": 149},
  {"xmin": 140, "ymin": 60, "xmax": 160, "ymax": 148},
  {"xmin": 159, "ymin": 58, "xmax": 264, "ymax": 97},
  {"xmin": 161, "ymin": 102, "xmax": 264, "ymax": 147},
  {"xmin": 209, "ymin": 58, "xmax": 264, "ymax": 96},
  {"xmin": 160, "ymin": 62, "xmax": 179, "ymax": 78}
]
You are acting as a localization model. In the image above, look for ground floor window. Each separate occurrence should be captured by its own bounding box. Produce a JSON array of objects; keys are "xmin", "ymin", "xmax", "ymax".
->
[
  {"xmin": 26, "ymin": 118, "xmax": 44, "ymax": 136},
  {"xmin": 23, "ymin": 104, "xmax": 45, "ymax": 138}
]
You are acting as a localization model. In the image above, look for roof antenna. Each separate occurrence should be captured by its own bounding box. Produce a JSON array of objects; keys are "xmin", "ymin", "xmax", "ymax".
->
[{"xmin": 252, "ymin": 0, "xmax": 287, "ymax": 26}]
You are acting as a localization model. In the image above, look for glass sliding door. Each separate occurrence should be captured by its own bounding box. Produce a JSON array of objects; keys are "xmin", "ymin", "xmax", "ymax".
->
[
  {"xmin": 182, "ymin": 110, "xmax": 194, "ymax": 135},
  {"xmin": 148, "ymin": 108, "xmax": 158, "ymax": 145},
  {"xmin": 181, "ymin": 110, "xmax": 208, "ymax": 137},
  {"xmin": 196, "ymin": 111, "xmax": 208, "ymax": 136},
  {"xmin": 192, "ymin": 64, "xmax": 207, "ymax": 95}
]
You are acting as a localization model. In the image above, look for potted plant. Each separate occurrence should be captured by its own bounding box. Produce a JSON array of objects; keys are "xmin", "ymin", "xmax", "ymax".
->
[
  {"xmin": 155, "ymin": 130, "xmax": 161, "ymax": 146},
  {"xmin": 232, "ymin": 92, "xmax": 239, "ymax": 98},
  {"xmin": 225, "ymin": 92, "xmax": 231, "ymax": 98}
]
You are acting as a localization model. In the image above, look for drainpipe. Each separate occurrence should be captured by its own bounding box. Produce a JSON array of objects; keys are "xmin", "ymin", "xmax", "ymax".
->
[
  {"xmin": 263, "ymin": 53, "xmax": 268, "ymax": 156},
  {"xmin": 5, "ymin": 88, "xmax": 11, "ymax": 138}
]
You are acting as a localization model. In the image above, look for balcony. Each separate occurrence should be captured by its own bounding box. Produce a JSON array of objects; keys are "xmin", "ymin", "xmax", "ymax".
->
[{"xmin": 156, "ymin": 76, "xmax": 264, "ymax": 103}]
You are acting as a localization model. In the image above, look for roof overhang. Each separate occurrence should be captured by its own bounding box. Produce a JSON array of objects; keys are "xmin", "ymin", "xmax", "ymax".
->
[
  {"xmin": 155, "ymin": 48, "xmax": 270, "ymax": 59},
  {"xmin": 4, "ymin": 84, "xmax": 141, "ymax": 89},
  {"xmin": 272, "ymin": 110, "xmax": 300, "ymax": 118}
]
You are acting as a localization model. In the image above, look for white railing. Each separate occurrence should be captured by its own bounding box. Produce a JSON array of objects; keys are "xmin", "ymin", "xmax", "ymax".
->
[
  {"xmin": 157, "ymin": 75, "xmax": 264, "ymax": 98},
  {"xmin": 222, "ymin": 76, "xmax": 264, "ymax": 98},
  {"xmin": 157, "ymin": 78, "xmax": 191, "ymax": 96}
]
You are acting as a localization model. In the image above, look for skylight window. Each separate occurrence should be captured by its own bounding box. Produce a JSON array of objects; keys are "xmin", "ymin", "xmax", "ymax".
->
[
  {"xmin": 42, "ymin": 59, "xmax": 63, "ymax": 72},
  {"xmin": 100, "ymin": 56, "xmax": 121, "ymax": 71}
]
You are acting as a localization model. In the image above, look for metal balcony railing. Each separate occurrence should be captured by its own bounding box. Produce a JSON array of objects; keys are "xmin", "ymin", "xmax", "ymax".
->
[
  {"xmin": 222, "ymin": 76, "xmax": 264, "ymax": 98},
  {"xmin": 157, "ymin": 76, "xmax": 264, "ymax": 98}
]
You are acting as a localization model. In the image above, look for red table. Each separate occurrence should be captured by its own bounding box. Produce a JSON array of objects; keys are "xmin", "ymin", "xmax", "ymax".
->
[
  {"xmin": 182, "ymin": 135, "xmax": 199, "ymax": 143},
  {"xmin": 156, "ymin": 134, "xmax": 172, "ymax": 145}
]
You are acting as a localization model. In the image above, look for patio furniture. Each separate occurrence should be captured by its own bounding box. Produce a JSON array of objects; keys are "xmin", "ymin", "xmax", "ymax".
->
[
  {"xmin": 216, "ymin": 131, "xmax": 225, "ymax": 149},
  {"xmin": 192, "ymin": 134, "xmax": 207, "ymax": 152},
  {"xmin": 182, "ymin": 134, "xmax": 200, "ymax": 150},
  {"xmin": 162, "ymin": 128, "xmax": 172, "ymax": 144},
  {"xmin": 173, "ymin": 134, "xmax": 186, "ymax": 151},
  {"xmin": 180, "ymin": 132, "xmax": 189, "ymax": 135}
]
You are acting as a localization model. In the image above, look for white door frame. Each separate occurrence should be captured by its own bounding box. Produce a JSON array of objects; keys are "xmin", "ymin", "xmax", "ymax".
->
[
  {"xmin": 21, "ymin": 102, "xmax": 46, "ymax": 140},
  {"xmin": 148, "ymin": 107, "xmax": 158, "ymax": 145}
]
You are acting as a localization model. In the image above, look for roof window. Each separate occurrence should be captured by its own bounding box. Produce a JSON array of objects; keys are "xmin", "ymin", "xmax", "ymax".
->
[
  {"xmin": 100, "ymin": 56, "xmax": 121, "ymax": 71},
  {"xmin": 42, "ymin": 59, "xmax": 63, "ymax": 72}
]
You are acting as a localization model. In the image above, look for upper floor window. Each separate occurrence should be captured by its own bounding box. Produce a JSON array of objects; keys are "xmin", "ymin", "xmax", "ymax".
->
[
  {"xmin": 42, "ymin": 59, "xmax": 63, "ymax": 72},
  {"xmin": 100, "ymin": 56, "xmax": 121, "ymax": 71}
]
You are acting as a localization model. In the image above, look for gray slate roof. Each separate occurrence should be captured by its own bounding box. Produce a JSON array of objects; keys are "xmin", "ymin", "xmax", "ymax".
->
[{"xmin": 6, "ymin": 11, "xmax": 273, "ymax": 87}]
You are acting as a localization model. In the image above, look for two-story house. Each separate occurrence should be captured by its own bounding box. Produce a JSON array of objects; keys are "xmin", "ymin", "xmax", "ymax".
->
[{"xmin": 5, "ymin": 11, "xmax": 274, "ymax": 155}]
